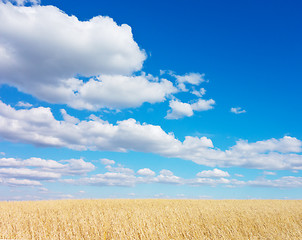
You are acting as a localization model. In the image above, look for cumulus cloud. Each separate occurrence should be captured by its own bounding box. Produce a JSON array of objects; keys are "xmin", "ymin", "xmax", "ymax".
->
[
  {"xmin": 62, "ymin": 172, "xmax": 138, "ymax": 187},
  {"xmin": 16, "ymin": 101, "xmax": 33, "ymax": 108},
  {"xmin": 190, "ymin": 177, "xmax": 231, "ymax": 186},
  {"xmin": 191, "ymin": 88, "xmax": 206, "ymax": 97},
  {"xmin": 64, "ymin": 166, "xmax": 302, "ymax": 189},
  {"xmin": 67, "ymin": 75, "xmax": 176, "ymax": 110},
  {"xmin": 137, "ymin": 168, "xmax": 156, "ymax": 176},
  {"xmin": 0, "ymin": 3, "xmax": 183, "ymax": 110},
  {"xmin": 154, "ymin": 169, "xmax": 182, "ymax": 184},
  {"xmin": 0, "ymin": 156, "xmax": 95, "ymax": 187},
  {"xmin": 165, "ymin": 100, "xmax": 193, "ymax": 119},
  {"xmin": 262, "ymin": 171, "xmax": 276, "ymax": 176},
  {"xmin": 0, "ymin": 177, "xmax": 42, "ymax": 186},
  {"xmin": 60, "ymin": 109, "xmax": 80, "ymax": 124},
  {"xmin": 165, "ymin": 98, "xmax": 215, "ymax": 119},
  {"xmin": 0, "ymin": 157, "xmax": 95, "ymax": 180},
  {"xmin": 166, "ymin": 72, "xmax": 205, "ymax": 91},
  {"xmin": 100, "ymin": 158, "xmax": 115, "ymax": 165},
  {"xmin": 196, "ymin": 168, "xmax": 230, "ymax": 178},
  {"xmin": 0, "ymin": 168, "xmax": 60, "ymax": 180},
  {"xmin": 3, "ymin": 0, "xmax": 40, "ymax": 5},
  {"xmin": 247, "ymin": 176, "xmax": 302, "ymax": 188},
  {"xmin": 0, "ymin": 101, "xmax": 302, "ymax": 170},
  {"xmin": 231, "ymin": 107, "xmax": 246, "ymax": 114},
  {"xmin": 105, "ymin": 165, "xmax": 134, "ymax": 175}
]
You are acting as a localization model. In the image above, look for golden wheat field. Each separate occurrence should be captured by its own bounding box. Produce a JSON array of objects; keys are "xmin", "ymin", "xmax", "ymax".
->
[{"xmin": 0, "ymin": 199, "xmax": 301, "ymax": 240}]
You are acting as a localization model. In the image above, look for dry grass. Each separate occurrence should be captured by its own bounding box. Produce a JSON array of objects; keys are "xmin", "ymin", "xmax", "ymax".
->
[{"xmin": 0, "ymin": 199, "xmax": 301, "ymax": 239}]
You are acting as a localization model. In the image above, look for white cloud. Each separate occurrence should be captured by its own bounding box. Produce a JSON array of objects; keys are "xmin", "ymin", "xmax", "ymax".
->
[
  {"xmin": 137, "ymin": 168, "xmax": 155, "ymax": 176},
  {"xmin": 165, "ymin": 100, "xmax": 193, "ymax": 119},
  {"xmin": 100, "ymin": 158, "xmax": 115, "ymax": 165},
  {"xmin": 191, "ymin": 99, "xmax": 215, "ymax": 111},
  {"xmin": 60, "ymin": 109, "xmax": 80, "ymax": 124},
  {"xmin": 105, "ymin": 165, "xmax": 134, "ymax": 175},
  {"xmin": 172, "ymin": 72, "xmax": 205, "ymax": 91},
  {"xmin": 196, "ymin": 168, "xmax": 230, "ymax": 178},
  {"xmin": 0, "ymin": 177, "xmax": 42, "ymax": 186},
  {"xmin": 66, "ymin": 75, "xmax": 176, "ymax": 110},
  {"xmin": 0, "ymin": 168, "xmax": 60, "ymax": 180},
  {"xmin": 190, "ymin": 177, "xmax": 231, "ymax": 186},
  {"xmin": 0, "ymin": 157, "xmax": 95, "ymax": 188},
  {"xmin": 3, "ymin": 0, "xmax": 40, "ymax": 5},
  {"xmin": 0, "ymin": 3, "xmax": 188, "ymax": 110},
  {"xmin": 191, "ymin": 88, "xmax": 206, "ymax": 97},
  {"xmin": 154, "ymin": 169, "xmax": 182, "ymax": 184},
  {"xmin": 231, "ymin": 107, "xmax": 246, "ymax": 114},
  {"xmin": 232, "ymin": 136, "xmax": 302, "ymax": 154},
  {"xmin": 247, "ymin": 176, "xmax": 302, "ymax": 188},
  {"xmin": 16, "ymin": 101, "xmax": 33, "ymax": 108},
  {"xmin": 263, "ymin": 171, "xmax": 276, "ymax": 176},
  {"xmin": 234, "ymin": 174, "xmax": 244, "ymax": 178},
  {"xmin": 0, "ymin": 101, "xmax": 302, "ymax": 170},
  {"xmin": 63, "ymin": 172, "xmax": 138, "ymax": 187},
  {"xmin": 165, "ymin": 98, "xmax": 215, "ymax": 119},
  {"xmin": 175, "ymin": 73, "xmax": 205, "ymax": 85},
  {"xmin": 0, "ymin": 157, "xmax": 95, "ymax": 177},
  {"xmin": 59, "ymin": 163, "xmax": 302, "ymax": 189}
]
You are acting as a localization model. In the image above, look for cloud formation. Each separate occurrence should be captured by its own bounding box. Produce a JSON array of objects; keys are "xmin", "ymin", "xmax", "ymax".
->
[
  {"xmin": 100, "ymin": 158, "xmax": 115, "ymax": 165},
  {"xmin": 165, "ymin": 98, "xmax": 215, "ymax": 119},
  {"xmin": 0, "ymin": 157, "xmax": 95, "ymax": 187},
  {"xmin": 0, "ymin": 101, "xmax": 302, "ymax": 170},
  {"xmin": 0, "ymin": 3, "xmax": 182, "ymax": 110},
  {"xmin": 231, "ymin": 107, "xmax": 246, "ymax": 114},
  {"xmin": 196, "ymin": 168, "xmax": 230, "ymax": 178},
  {"xmin": 161, "ymin": 71, "xmax": 206, "ymax": 91},
  {"xmin": 1, "ymin": 155, "xmax": 301, "ymax": 189},
  {"xmin": 3, "ymin": 0, "xmax": 39, "ymax": 5},
  {"xmin": 16, "ymin": 101, "xmax": 33, "ymax": 108}
]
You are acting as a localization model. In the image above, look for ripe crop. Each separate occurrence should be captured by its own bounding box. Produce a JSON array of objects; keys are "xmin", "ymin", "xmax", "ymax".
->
[{"xmin": 0, "ymin": 199, "xmax": 301, "ymax": 239}]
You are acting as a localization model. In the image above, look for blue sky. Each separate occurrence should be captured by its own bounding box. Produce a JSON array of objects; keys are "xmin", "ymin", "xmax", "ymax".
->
[{"xmin": 0, "ymin": 0, "xmax": 301, "ymax": 200}]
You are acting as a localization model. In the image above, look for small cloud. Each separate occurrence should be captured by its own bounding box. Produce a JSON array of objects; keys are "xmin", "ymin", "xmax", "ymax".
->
[
  {"xmin": 231, "ymin": 107, "xmax": 246, "ymax": 114},
  {"xmin": 234, "ymin": 174, "xmax": 244, "ymax": 178},
  {"xmin": 159, "ymin": 70, "xmax": 166, "ymax": 75},
  {"xmin": 263, "ymin": 171, "xmax": 277, "ymax": 176},
  {"xmin": 4, "ymin": 0, "xmax": 40, "ymax": 6},
  {"xmin": 100, "ymin": 158, "xmax": 115, "ymax": 165},
  {"xmin": 174, "ymin": 72, "xmax": 206, "ymax": 91},
  {"xmin": 137, "ymin": 168, "xmax": 155, "ymax": 176},
  {"xmin": 0, "ymin": 152, "xmax": 5, "ymax": 156},
  {"xmin": 196, "ymin": 168, "xmax": 230, "ymax": 178},
  {"xmin": 165, "ymin": 98, "xmax": 215, "ymax": 120},
  {"xmin": 191, "ymin": 88, "xmax": 206, "ymax": 97},
  {"xmin": 16, "ymin": 101, "xmax": 33, "ymax": 108},
  {"xmin": 105, "ymin": 165, "xmax": 134, "ymax": 175},
  {"xmin": 165, "ymin": 100, "xmax": 193, "ymax": 119}
]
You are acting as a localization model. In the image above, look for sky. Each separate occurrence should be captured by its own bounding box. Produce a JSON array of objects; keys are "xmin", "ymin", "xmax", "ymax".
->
[{"xmin": 0, "ymin": 0, "xmax": 301, "ymax": 200}]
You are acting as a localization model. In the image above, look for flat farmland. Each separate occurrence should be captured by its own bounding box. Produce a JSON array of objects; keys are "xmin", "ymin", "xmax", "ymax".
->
[{"xmin": 0, "ymin": 199, "xmax": 301, "ymax": 239}]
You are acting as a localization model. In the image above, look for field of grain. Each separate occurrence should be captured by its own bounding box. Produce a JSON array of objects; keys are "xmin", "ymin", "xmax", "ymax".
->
[{"xmin": 0, "ymin": 199, "xmax": 301, "ymax": 239}]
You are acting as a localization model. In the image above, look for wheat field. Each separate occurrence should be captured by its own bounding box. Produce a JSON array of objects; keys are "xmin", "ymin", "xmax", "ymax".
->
[{"xmin": 0, "ymin": 199, "xmax": 301, "ymax": 239}]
